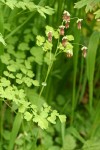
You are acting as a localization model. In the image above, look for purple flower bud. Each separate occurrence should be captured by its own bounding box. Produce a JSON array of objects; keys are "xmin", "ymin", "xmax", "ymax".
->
[
  {"xmin": 81, "ymin": 46, "xmax": 87, "ymax": 58},
  {"xmin": 77, "ymin": 19, "xmax": 83, "ymax": 30},
  {"xmin": 66, "ymin": 49, "xmax": 73, "ymax": 58},
  {"xmin": 48, "ymin": 31, "xmax": 52, "ymax": 42},
  {"xmin": 62, "ymin": 36, "xmax": 67, "ymax": 47},
  {"xmin": 59, "ymin": 25, "xmax": 65, "ymax": 35},
  {"xmin": 65, "ymin": 21, "xmax": 70, "ymax": 29},
  {"xmin": 62, "ymin": 10, "xmax": 70, "ymax": 22}
]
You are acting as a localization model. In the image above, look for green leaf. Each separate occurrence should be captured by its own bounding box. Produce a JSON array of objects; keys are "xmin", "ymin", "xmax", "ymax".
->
[
  {"xmin": 16, "ymin": 73, "xmax": 23, "ymax": 79},
  {"xmin": 74, "ymin": 0, "xmax": 100, "ymax": 14},
  {"xmin": 16, "ymin": 1, "xmax": 26, "ymax": 10},
  {"xmin": 8, "ymin": 113, "xmax": 22, "ymax": 150},
  {"xmin": 3, "ymin": 130, "xmax": 10, "ymax": 140},
  {"xmin": 37, "ymin": 6, "xmax": 54, "ymax": 18},
  {"xmin": 14, "ymin": 51, "xmax": 26, "ymax": 59},
  {"xmin": 36, "ymin": 35, "xmax": 45, "ymax": 46},
  {"xmin": 62, "ymin": 42, "xmax": 73, "ymax": 53},
  {"xmin": 43, "ymin": 40, "xmax": 53, "ymax": 51},
  {"xmin": 6, "ymin": 0, "xmax": 17, "ymax": 9},
  {"xmin": 16, "ymin": 79, "xmax": 23, "ymax": 84},
  {"xmin": 82, "ymin": 139, "xmax": 100, "ymax": 150},
  {"xmin": 25, "ymin": 2, "xmax": 36, "ymax": 11},
  {"xmin": 25, "ymin": 60, "xmax": 31, "ymax": 69},
  {"xmin": 18, "ymin": 42, "xmax": 29, "ymax": 51},
  {"xmin": 41, "ymin": 6, "xmax": 55, "ymax": 15},
  {"xmin": 19, "ymin": 104, "xmax": 26, "ymax": 113},
  {"xmin": 45, "ymin": 26, "xmax": 54, "ymax": 36},
  {"xmin": 9, "ymin": 73, "xmax": 15, "ymax": 79},
  {"xmin": 53, "ymin": 30, "xmax": 59, "ymax": 39},
  {"xmin": 94, "ymin": 9, "xmax": 100, "ymax": 19},
  {"xmin": 0, "ymin": 33, "xmax": 6, "ymax": 46},
  {"xmin": 47, "ymin": 115, "xmax": 56, "ymax": 124},
  {"xmin": 32, "ymin": 80, "xmax": 40, "ymax": 86},
  {"xmin": 20, "ymin": 67, "xmax": 27, "ymax": 74},
  {"xmin": 33, "ymin": 115, "xmax": 48, "ymax": 129},
  {"xmin": 7, "ymin": 65, "xmax": 16, "ymax": 72},
  {"xmin": 30, "ymin": 46, "xmax": 43, "ymax": 65},
  {"xmin": 86, "ymin": 31, "xmax": 100, "ymax": 110},
  {"xmin": 44, "ymin": 52, "xmax": 55, "ymax": 65},
  {"xmin": 4, "ymin": 70, "xmax": 15, "ymax": 79},
  {"xmin": 58, "ymin": 115, "xmax": 66, "ymax": 123},
  {"xmin": 74, "ymin": 0, "xmax": 88, "ymax": 9},
  {"xmin": 66, "ymin": 35, "xmax": 74, "ymax": 41},
  {"xmin": 24, "ymin": 111, "xmax": 32, "ymax": 121},
  {"xmin": 47, "ymin": 110, "xmax": 59, "ymax": 124},
  {"xmin": 37, "ymin": 8, "xmax": 46, "ymax": 18},
  {"xmin": 22, "ymin": 77, "xmax": 32, "ymax": 87},
  {"xmin": 63, "ymin": 134, "xmax": 76, "ymax": 150},
  {"xmin": 27, "ymin": 70, "xmax": 35, "ymax": 78},
  {"xmin": 58, "ymin": 43, "xmax": 64, "ymax": 51},
  {"xmin": 40, "ymin": 111, "xmax": 48, "ymax": 118},
  {"xmin": 0, "ymin": 53, "xmax": 10, "ymax": 64},
  {"xmin": 67, "ymin": 127, "xmax": 85, "ymax": 143},
  {"xmin": 0, "ymin": 77, "xmax": 11, "ymax": 87}
]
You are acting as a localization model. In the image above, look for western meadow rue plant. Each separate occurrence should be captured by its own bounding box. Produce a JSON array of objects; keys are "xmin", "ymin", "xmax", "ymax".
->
[{"xmin": 0, "ymin": 10, "xmax": 88, "ymax": 131}]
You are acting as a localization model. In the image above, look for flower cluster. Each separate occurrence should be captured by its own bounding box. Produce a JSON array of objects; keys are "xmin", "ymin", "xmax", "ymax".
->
[
  {"xmin": 58, "ymin": 10, "xmax": 87, "ymax": 58},
  {"xmin": 40, "ymin": 10, "xmax": 87, "ymax": 58}
]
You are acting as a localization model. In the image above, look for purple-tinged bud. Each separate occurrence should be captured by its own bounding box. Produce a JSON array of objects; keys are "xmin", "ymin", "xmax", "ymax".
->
[
  {"xmin": 77, "ymin": 19, "xmax": 83, "ymax": 30},
  {"xmin": 65, "ymin": 21, "xmax": 70, "ymax": 29},
  {"xmin": 81, "ymin": 46, "xmax": 87, "ymax": 58},
  {"xmin": 62, "ymin": 36, "xmax": 67, "ymax": 47},
  {"xmin": 59, "ymin": 25, "xmax": 65, "ymax": 35},
  {"xmin": 62, "ymin": 10, "xmax": 70, "ymax": 22},
  {"xmin": 66, "ymin": 49, "xmax": 73, "ymax": 58},
  {"xmin": 48, "ymin": 31, "xmax": 52, "ymax": 42}
]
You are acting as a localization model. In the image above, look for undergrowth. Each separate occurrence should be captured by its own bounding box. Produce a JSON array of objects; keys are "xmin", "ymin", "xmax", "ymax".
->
[{"xmin": 0, "ymin": 0, "xmax": 100, "ymax": 150}]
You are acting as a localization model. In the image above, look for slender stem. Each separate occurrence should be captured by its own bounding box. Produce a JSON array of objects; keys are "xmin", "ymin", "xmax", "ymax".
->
[
  {"xmin": 72, "ymin": 42, "xmax": 86, "ymax": 47},
  {"xmin": 5, "ymin": 13, "xmax": 34, "ymax": 40},
  {"xmin": 70, "ymin": 17, "xmax": 79, "ymax": 20},
  {"xmin": 39, "ymin": 36, "xmax": 60, "ymax": 97},
  {"xmin": 39, "ymin": 62, "xmax": 53, "ymax": 97}
]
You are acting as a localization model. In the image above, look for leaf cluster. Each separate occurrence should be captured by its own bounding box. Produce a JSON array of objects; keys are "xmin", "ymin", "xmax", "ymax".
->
[{"xmin": 74, "ymin": 0, "xmax": 100, "ymax": 19}]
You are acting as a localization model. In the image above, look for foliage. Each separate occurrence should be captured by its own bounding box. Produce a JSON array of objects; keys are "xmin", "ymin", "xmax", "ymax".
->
[
  {"xmin": 0, "ymin": 0, "xmax": 100, "ymax": 150},
  {"xmin": 74, "ymin": 0, "xmax": 100, "ymax": 19}
]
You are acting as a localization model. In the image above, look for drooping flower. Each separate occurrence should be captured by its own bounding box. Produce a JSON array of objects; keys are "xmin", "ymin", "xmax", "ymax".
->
[
  {"xmin": 47, "ymin": 31, "xmax": 52, "ymax": 43},
  {"xmin": 65, "ymin": 21, "xmax": 70, "ymax": 29},
  {"xmin": 66, "ymin": 49, "xmax": 73, "ymax": 58},
  {"xmin": 77, "ymin": 19, "xmax": 83, "ymax": 30},
  {"xmin": 62, "ymin": 10, "xmax": 70, "ymax": 22},
  {"xmin": 59, "ymin": 25, "xmax": 65, "ymax": 35},
  {"xmin": 81, "ymin": 46, "xmax": 87, "ymax": 58},
  {"xmin": 62, "ymin": 36, "xmax": 67, "ymax": 47}
]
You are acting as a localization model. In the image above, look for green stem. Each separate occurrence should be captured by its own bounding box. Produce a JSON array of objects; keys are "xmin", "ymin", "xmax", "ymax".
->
[
  {"xmin": 5, "ymin": 13, "xmax": 34, "ymax": 40},
  {"xmin": 39, "ymin": 62, "xmax": 53, "ymax": 97},
  {"xmin": 39, "ymin": 37, "xmax": 60, "ymax": 97},
  {"xmin": 71, "ymin": 29, "xmax": 80, "ymax": 124},
  {"xmin": 76, "ymin": 57, "xmax": 84, "ymax": 102},
  {"xmin": 79, "ymin": 69, "xmax": 87, "ymax": 103},
  {"xmin": 61, "ymin": 123, "xmax": 65, "ymax": 147}
]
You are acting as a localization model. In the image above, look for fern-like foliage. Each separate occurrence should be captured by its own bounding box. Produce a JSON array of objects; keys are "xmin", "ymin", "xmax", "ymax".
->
[
  {"xmin": 0, "ymin": 0, "xmax": 54, "ymax": 18},
  {"xmin": 74, "ymin": 0, "xmax": 100, "ymax": 19},
  {"xmin": 0, "ymin": 24, "xmax": 66, "ymax": 130}
]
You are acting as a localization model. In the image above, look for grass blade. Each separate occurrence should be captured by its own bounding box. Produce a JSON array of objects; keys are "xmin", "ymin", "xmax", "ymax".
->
[
  {"xmin": 71, "ymin": 29, "xmax": 80, "ymax": 124},
  {"xmin": 86, "ymin": 31, "xmax": 100, "ymax": 112},
  {"xmin": 8, "ymin": 113, "xmax": 22, "ymax": 150}
]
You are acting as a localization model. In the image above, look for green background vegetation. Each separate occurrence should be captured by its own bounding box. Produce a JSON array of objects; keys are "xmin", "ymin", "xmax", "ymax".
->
[{"xmin": 0, "ymin": 0, "xmax": 100, "ymax": 150}]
